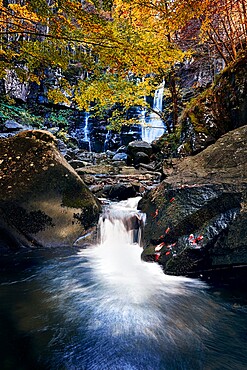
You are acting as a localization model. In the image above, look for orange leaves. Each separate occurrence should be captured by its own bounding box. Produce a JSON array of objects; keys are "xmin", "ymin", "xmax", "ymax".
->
[
  {"xmin": 188, "ymin": 234, "xmax": 204, "ymax": 248},
  {"xmin": 165, "ymin": 227, "xmax": 170, "ymax": 234},
  {"xmin": 151, "ymin": 209, "xmax": 159, "ymax": 218}
]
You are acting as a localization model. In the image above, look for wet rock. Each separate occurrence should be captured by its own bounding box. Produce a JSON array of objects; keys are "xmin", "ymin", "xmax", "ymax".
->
[
  {"xmin": 0, "ymin": 130, "xmax": 101, "ymax": 251},
  {"xmin": 3, "ymin": 120, "xmax": 31, "ymax": 132},
  {"xmin": 56, "ymin": 138, "xmax": 67, "ymax": 156},
  {"xmin": 127, "ymin": 140, "xmax": 153, "ymax": 157},
  {"xmin": 105, "ymin": 150, "xmax": 115, "ymax": 158},
  {"xmin": 134, "ymin": 151, "xmax": 150, "ymax": 165},
  {"xmin": 139, "ymin": 125, "xmax": 247, "ymax": 281},
  {"xmin": 108, "ymin": 183, "xmax": 137, "ymax": 200},
  {"xmin": 73, "ymin": 228, "xmax": 97, "ymax": 247},
  {"xmin": 112, "ymin": 153, "xmax": 128, "ymax": 162},
  {"xmin": 68, "ymin": 159, "xmax": 86, "ymax": 169},
  {"xmin": 116, "ymin": 145, "xmax": 127, "ymax": 154},
  {"xmin": 0, "ymin": 132, "xmax": 16, "ymax": 139},
  {"xmin": 90, "ymin": 184, "xmax": 104, "ymax": 194}
]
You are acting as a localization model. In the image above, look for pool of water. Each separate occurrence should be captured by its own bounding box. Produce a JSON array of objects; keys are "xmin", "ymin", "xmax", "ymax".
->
[{"xmin": 0, "ymin": 200, "xmax": 247, "ymax": 370}]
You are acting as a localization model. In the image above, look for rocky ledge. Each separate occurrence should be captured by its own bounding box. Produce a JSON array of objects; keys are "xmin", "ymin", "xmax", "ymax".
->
[{"xmin": 139, "ymin": 125, "xmax": 247, "ymax": 282}]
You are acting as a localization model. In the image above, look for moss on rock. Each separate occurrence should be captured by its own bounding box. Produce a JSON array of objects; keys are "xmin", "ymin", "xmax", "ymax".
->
[
  {"xmin": 139, "ymin": 125, "xmax": 247, "ymax": 280},
  {"xmin": 178, "ymin": 53, "xmax": 247, "ymax": 155},
  {"xmin": 0, "ymin": 130, "xmax": 101, "ymax": 250}
]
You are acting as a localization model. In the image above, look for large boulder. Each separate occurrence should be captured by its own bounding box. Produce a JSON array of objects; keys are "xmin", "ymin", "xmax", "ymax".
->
[
  {"xmin": 127, "ymin": 140, "xmax": 153, "ymax": 165},
  {"xmin": 127, "ymin": 140, "xmax": 153, "ymax": 156},
  {"xmin": 0, "ymin": 130, "xmax": 101, "ymax": 251},
  {"xmin": 139, "ymin": 125, "xmax": 247, "ymax": 282}
]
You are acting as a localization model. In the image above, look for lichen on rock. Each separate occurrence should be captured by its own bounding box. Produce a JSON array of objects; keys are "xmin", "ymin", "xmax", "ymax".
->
[{"xmin": 0, "ymin": 130, "xmax": 101, "ymax": 251}]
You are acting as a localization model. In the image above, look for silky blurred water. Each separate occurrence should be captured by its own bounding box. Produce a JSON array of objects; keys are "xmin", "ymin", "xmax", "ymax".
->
[{"xmin": 0, "ymin": 199, "xmax": 247, "ymax": 370}]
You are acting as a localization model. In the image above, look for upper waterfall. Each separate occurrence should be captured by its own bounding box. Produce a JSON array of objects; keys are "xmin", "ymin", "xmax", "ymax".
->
[
  {"xmin": 141, "ymin": 82, "xmax": 165, "ymax": 143},
  {"xmin": 83, "ymin": 112, "xmax": 91, "ymax": 152}
]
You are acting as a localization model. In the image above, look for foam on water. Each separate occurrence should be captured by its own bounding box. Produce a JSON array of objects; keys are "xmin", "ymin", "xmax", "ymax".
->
[
  {"xmin": 43, "ymin": 199, "xmax": 212, "ymax": 369},
  {"xmin": 1, "ymin": 198, "xmax": 247, "ymax": 369}
]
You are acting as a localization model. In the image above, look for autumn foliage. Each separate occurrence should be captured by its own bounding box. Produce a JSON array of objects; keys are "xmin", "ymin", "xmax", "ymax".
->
[{"xmin": 0, "ymin": 0, "xmax": 246, "ymax": 131}]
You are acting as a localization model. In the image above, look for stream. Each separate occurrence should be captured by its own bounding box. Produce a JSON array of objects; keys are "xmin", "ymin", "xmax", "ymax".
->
[{"xmin": 0, "ymin": 198, "xmax": 247, "ymax": 370}]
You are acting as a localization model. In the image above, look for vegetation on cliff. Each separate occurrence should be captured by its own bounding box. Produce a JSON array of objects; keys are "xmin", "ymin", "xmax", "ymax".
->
[{"xmin": 0, "ymin": 0, "xmax": 246, "ymax": 133}]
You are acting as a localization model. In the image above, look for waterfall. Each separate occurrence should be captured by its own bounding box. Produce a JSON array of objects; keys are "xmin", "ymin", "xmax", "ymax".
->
[
  {"xmin": 83, "ymin": 112, "xmax": 91, "ymax": 152},
  {"xmin": 2, "ymin": 198, "xmax": 240, "ymax": 370},
  {"xmin": 141, "ymin": 82, "xmax": 165, "ymax": 143},
  {"xmin": 103, "ymin": 130, "xmax": 112, "ymax": 151},
  {"xmin": 71, "ymin": 111, "xmax": 92, "ymax": 151},
  {"xmin": 52, "ymin": 197, "xmax": 211, "ymax": 369}
]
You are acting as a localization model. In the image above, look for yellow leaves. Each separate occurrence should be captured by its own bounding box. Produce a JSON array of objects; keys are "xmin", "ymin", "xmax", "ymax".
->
[
  {"xmin": 47, "ymin": 89, "xmax": 71, "ymax": 106},
  {"xmin": 73, "ymin": 74, "xmax": 159, "ymax": 124},
  {"xmin": 28, "ymin": 73, "xmax": 41, "ymax": 85},
  {"xmin": 8, "ymin": 4, "xmax": 41, "ymax": 23},
  {"xmin": 0, "ymin": 62, "xmax": 7, "ymax": 79}
]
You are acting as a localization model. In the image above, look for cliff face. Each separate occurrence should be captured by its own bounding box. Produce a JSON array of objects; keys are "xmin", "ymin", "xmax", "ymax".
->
[
  {"xmin": 177, "ymin": 53, "xmax": 247, "ymax": 155},
  {"xmin": 139, "ymin": 124, "xmax": 247, "ymax": 281}
]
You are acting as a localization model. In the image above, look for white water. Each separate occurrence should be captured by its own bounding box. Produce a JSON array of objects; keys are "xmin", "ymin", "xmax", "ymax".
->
[
  {"xmin": 83, "ymin": 112, "xmax": 91, "ymax": 151},
  {"xmin": 89, "ymin": 198, "xmax": 196, "ymax": 303},
  {"xmin": 46, "ymin": 198, "xmax": 213, "ymax": 369},
  {"xmin": 1, "ymin": 198, "xmax": 247, "ymax": 369},
  {"xmin": 142, "ymin": 82, "xmax": 165, "ymax": 143}
]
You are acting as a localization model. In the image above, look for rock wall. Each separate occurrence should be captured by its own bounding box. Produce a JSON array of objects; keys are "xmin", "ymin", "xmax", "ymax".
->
[{"xmin": 177, "ymin": 53, "xmax": 247, "ymax": 155}]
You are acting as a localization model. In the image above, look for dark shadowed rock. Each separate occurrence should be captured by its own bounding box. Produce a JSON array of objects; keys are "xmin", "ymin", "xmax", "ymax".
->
[
  {"xmin": 0, "ymin": 130, "xmax": 101, "ymax": 251},
  {"xmin": 127, "ymin": 140, "xmax": 153, "ymax": 166},
  {"xmin": 108, "ymin": 183, "xmax": 137, "ymax": 200},
  {"xmin": 68, "ymin": 159, "xmax": 86, "ymax": 169},
  {"xmin": 177, "ymin": 53, "xmax": 247, "ymax": 155},
  {"xmin": 139, "ymin": 125, "xmax": 247, "ymax": 281},
  {"xmin": 134, "ymin": 152, "xmax": 150, "ymax": 165},
  {"xmin": 112, "ymin": 153, "xmax": 128, "ymax": 162},
  {"xmin": 127, "ymin": 140, "xmax": 152, "ymax": 157}
]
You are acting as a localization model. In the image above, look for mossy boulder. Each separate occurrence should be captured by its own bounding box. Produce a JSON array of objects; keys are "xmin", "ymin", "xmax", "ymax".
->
[
  {"xmin": 139, "ymin": 125, "xmax": 247, "ymax": 281},
  {"xmin": 177, "ymin": 53, "xmax": 247, "ymax": 155},
  {"xmin": 0, "ymin": 130, "xmax": 101, "ymax": 251}
]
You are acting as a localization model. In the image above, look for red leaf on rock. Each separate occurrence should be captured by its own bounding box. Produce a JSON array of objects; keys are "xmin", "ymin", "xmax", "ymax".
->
[{"xmin": 154, "ymin": 253, "xmax": 160, "ymax": 261}]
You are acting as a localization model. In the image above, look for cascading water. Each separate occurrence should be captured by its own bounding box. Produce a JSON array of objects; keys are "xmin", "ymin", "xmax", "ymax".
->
[
  {"xmin": 71, "ymin": 111, "xmax": 92, "ymax": 151},
  {"xmin": 142, "ymin": 82, "xmax": 165, "ymax": 143},
  {"xmin": 103, "ymin": 130, "xmax": 112, "ymax": 151},
  {"xmin": 1, "ymin": 198, "xmax": 247, "ymax": 369},
  {"xmin": 83, "ymin": 112, "xmax": 91, "ymax": 152}
]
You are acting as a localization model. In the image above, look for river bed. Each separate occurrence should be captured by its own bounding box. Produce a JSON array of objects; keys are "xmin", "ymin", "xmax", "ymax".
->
[{"xmin": 0, "ymin": 199, "xmax": 247, "ymax": 370}]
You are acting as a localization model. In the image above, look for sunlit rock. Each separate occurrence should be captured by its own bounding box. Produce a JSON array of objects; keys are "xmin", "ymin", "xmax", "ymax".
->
[{"xmin": 0, "ymin": 130, "xmax": 101, "ymax": 251}]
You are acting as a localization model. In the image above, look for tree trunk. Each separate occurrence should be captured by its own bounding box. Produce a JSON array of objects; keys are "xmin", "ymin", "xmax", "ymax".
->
[{"xmin": 168, "ymin": 69, "xmax": 179, "ymax": 133}]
